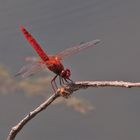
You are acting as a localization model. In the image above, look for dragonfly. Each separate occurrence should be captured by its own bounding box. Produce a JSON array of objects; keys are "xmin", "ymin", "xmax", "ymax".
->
[{"xmin": 16, "ymin": 26, "xmax": 100, "ymax": 91}]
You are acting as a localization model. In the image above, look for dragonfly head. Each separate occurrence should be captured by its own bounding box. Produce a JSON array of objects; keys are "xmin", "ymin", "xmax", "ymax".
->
[{"xmin": 60, "ymin": 69, "xmax": 71, "ymax": 79}]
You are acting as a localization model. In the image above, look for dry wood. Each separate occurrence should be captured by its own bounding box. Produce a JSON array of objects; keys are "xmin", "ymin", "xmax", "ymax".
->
[{"xmin": 7, "ymin": 80, "xmax": 140, "ymax": 140}]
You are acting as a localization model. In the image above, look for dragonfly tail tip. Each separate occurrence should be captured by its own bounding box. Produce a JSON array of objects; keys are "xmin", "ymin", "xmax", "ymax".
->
[{"xmin": 20, "ymin": 25, "xmax": 25, "ymax": 31}]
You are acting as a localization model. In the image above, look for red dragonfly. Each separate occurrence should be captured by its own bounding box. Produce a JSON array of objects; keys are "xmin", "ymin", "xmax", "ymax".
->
[{"xmin": 16, "ymin": 26, "xmax": 100, "ymax": 91}]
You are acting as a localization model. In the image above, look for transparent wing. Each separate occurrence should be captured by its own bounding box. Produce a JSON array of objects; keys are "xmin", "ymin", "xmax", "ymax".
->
[
  {"xmin": 15, "ymin": 61, "xmax": 47, "ymax": 78},
  {"xmin": 55, "ymin": 39, "xmax": 100, "ymax": 59},
  {"xmin": 25, "ymin": 56, "xmax": 40, "ymax": 62}
]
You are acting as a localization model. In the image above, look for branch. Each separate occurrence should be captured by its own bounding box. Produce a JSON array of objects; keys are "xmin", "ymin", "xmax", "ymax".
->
[
  {"xmin": 7, "ymin": 93, "xmax": 60, "ymax": 140},
  {"xmin": 72, "ymin": 80, "xmax": 140, "ymax": 89},
  {"xmin": 7, "ymin": 80, "xmax": 140, "ymax": 140},
  {"xmin": 58, "ymin": 81, "xmax": 140, "ymax": 97}
]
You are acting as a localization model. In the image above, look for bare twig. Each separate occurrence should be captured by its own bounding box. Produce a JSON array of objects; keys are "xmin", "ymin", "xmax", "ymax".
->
[
  {"xmin": 7, "ymin": 93, "xmax": 60, "ymax": 140},
  {"xmin": 59, "ymin": 81, "xmax": 140, "ymax": 97},
  {"xmin": 7, "ymin": 80, "xmax": 140, "ymax": 140},
  {"xmin": 73, "ymin": 80, "xmax": 140, "ymax": 88}
]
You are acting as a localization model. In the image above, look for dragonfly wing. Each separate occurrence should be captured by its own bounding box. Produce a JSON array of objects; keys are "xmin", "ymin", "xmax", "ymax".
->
[
  {"xmin": 20, "ymin": 26, "xmax": 49, "ymax": 62},
  {"xmin": 25, "ymin": 56, "xmax": 40, "ymax": 62},
  {"xmin": 56, "ymin": 39, "xmax": 100, "ymax": 59},
  {"xmin": 15, "ymin": 61, "xmax": 47, "ymax": 78}
]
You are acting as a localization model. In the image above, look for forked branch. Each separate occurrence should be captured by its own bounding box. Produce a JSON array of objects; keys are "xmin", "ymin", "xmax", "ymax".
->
[{"xmin": 7, "ymin": 80, "xmax": 140, "ymax": 140}]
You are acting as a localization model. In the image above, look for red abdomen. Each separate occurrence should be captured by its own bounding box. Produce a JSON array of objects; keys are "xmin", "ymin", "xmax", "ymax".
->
[{"xmin": 20, "ymin": 26, "xmax": 49, "ymax": 62}]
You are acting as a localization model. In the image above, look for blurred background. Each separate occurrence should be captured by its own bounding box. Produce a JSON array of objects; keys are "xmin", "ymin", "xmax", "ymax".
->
[{"xmin": 0, "ymin": 0, "xmax": 140, "ymax": 139}]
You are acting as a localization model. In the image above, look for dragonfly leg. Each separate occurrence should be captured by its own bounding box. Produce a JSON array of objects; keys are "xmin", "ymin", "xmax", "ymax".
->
[
  {"xmin": 51, "ymin": 75, "xmax": 58, "ymax": 92},
  {"xmin": 59, "ymin": 76, "xmax": 65, "ymax": 85},
  {"xmin": 61, "ymin": 78, "xmax": 65, "ymax": 84},
  {"xmin": 63, "ymin": 78, "xmax": 74, "ymax": 84},
  {"xmin": 64, "ymin": 78, "xmax": 69, "ymax": 83},
  {"xmin": 59, "ymin": 76, "xmax": 62, "ymax": 86},
  {"xmin": 68, "ymin": 78, "xmax": 74, "ymax": 83},
  {"xmin": 54, "ymin": 79, "xmax": 58, "ymax": 89},
  {"xmin": 59, "ymin": 76, "xmax": 73, "ymax": 88}
]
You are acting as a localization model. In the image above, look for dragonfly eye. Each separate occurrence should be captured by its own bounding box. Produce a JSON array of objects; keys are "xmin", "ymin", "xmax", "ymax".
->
[
  {"xmin": 60, "ymin": 69, "xmax": 71, "ymax": 78},
  {"xmin": 65, "ymin": 69, "xmax": 71, "ymax": 78}
]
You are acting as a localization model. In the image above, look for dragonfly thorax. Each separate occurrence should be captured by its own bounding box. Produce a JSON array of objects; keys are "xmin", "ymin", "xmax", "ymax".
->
[{"xmin": 60, "ymin": 68, "xmax": 71, "ymax": 79}]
